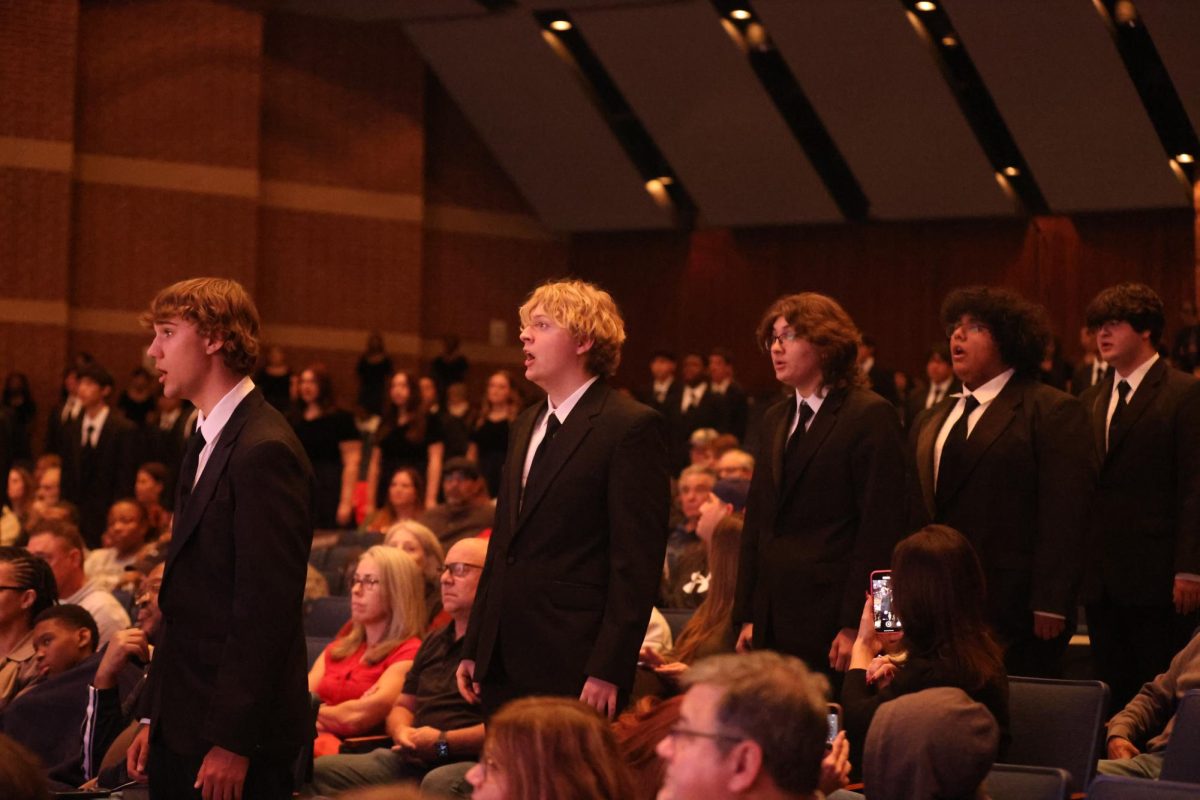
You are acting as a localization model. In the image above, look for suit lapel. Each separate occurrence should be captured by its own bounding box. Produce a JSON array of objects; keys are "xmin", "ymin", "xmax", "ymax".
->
[
  {"xmin": 917, "ymin": 400, "xmax": 953, "ymax": 518},
  {"xmin": 779, "ymin": 388, "xmax": 846, "ymax": 501},
  {"xmin": 515, "ymin": 381, "xmax": 607, "ymax": 530},
  {"xmin": 165, "ymin": 392, "xmax": 259, "ymax": 579},
  {"xmin": 769, "ymin": 400, "xmax": 788, "ymax": 494},
  {"xmin": 936, "ymin": 378, "xmax": 1021, "ymax": 507},
  {"xmin": 1107, "ymin": 360, "xmax": 1165, "ymax": 457},
  {"xmin": 504, "ymin": 404, "xmax": 539, "ymax": 535},
  {"xmin": 1091, "ymin": 375, "xmax": 1113, "ymax": 459}
]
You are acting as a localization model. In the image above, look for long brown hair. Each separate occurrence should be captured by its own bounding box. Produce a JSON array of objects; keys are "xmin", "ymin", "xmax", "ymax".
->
[
  {"xmin": 474, "ymin": 370, "xmax": 520, "ymax": 429},
  {"xmin": 379, "ymin": 370, "xmax": 427, "ymax": 445},
  {"xmin": 892, "ymin": 525, "xmax": 1005, "ymax": 692},
  {"xmin": 612, "ymin": 695, "xmax": 684, "ymax": 800},
  {"xmin": 483, "ymin": 697, "xmax": 634, "ymax": 800},
  {"xmin": 755, "ymin": 292, "xmax": 864, "ymax": 389},
  {"xmin": 672, "ymin": 514, "xmax": 741, "ymax": 665}
]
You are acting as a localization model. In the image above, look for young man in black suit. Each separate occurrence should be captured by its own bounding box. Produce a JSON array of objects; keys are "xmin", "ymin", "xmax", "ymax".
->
[
  {"xmin": 734, "ymin": 293, "xmax": 907, "ymax": 680},
  {"xmin": 127, "ymin": 278, "xmax": 314, "ymax": 799},
  {"xmin": 1080, "ymin": 283, "xmax": 1200, "ymax": 711},
  {"xmin": 708, "ymin": 347, "xmax": 749, "ymax": 441},
  {"xmin": 909, "ymin": 287, "xmax": 1093, "ymax": 677},
  {"xmin": 667, "ymin": 352, "xmax": 726, "ymax": 471},
  {"xmin": 903, "ymin": 343, "xmax": 960, "ymax": 430},
  {"xmin": 456, "ymin": 279, "xmax": 670, "ymax": 719}
]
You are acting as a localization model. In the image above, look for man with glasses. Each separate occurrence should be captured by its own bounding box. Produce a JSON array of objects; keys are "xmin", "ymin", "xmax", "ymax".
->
[
  {"xmin": 909, "ymin": 286, "xmax": 1092, "ymax": 677},
  {"xmin": 308, "ymin": 537, "xmax": 489, "ymax": 797},
  {"xmin": 734, "ymin": 292, "xmax": 906, "ymax": 681},
  {"xmin": 657, "ymin": 651, "xmax": 846, "ymax": 800}
]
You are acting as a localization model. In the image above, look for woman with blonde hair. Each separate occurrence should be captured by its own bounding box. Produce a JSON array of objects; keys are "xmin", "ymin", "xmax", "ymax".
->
[
  {"xmin": 467, "ymin": 697, "xmax": 634, "ymax": 800},
  {"xmin": 385, "ymin": 520, "xmax": 448, "ymax": 627},
  {"xmin": 308, "ymin": 546, "xmax": 427, "ymax": 756}
]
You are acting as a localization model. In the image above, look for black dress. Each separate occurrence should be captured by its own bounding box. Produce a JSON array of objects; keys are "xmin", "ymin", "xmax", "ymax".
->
[
  {"xmin": 356, "ymin": 356, "xmax": 393, "ymax": 417},
  {"xmin": 293, "ymin": 409, "xmax": 359, "ymax": 529},
  {"xmin": 255, "ymin": 369, "xmax": 293, "ymax": 413},
  {"xmin": 470, "ymin": 417, "xmax": 509, "ymax": 497},
  {"xmin": 374, "ymin": 415, "xmax": 444, "ymax": 508}
]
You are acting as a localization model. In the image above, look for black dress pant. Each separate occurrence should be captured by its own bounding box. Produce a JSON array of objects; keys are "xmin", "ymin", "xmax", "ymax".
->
[{"xmin": 148, "ymin": 742, "xmax": 295, "ymax": 800}]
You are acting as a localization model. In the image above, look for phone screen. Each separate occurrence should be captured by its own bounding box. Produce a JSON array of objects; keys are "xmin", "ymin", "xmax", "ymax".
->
[
  {"xmin": 871, "ymin": 571, "xmax": 902, "ymax": 632},
  {"xmin": 826, "ymin": 703, "xmax": 841, "ymax": 746}
]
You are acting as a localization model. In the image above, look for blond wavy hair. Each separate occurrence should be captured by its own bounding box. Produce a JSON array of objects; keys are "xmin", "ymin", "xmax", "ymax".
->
[
  {"xmin": 519, "ymin": 280, "xmax": 626, "ymax": 377},
  {"xmin": 330, "ymin": 545, "xmax": 427, "ymax": 665},
  {"xmin": 141, "ymin": 277, "xmax": 261, "ymax": 375}
]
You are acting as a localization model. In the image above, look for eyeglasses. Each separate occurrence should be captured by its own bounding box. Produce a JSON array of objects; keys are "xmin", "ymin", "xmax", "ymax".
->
[
  {"xmin": 442, "ymin": 562, "xmax": 483, "ymax": 579},
  {"xmin": 764, "ymin": 330, "xmax": 800, "ymax": 350},
  {"xmin": 665, "ymin": 725, "xmax": 746, "ymax": 746},
  {"xmin": 945, "ymin": 321, "xmax": 990, "ymax": 339},
  {"xmin": 349, "ymin": 575, "xmax": 381, "ymax": 590},
  {"xmin": 136, "ymin": 581, "xmax": 163, "ymax": 601}
]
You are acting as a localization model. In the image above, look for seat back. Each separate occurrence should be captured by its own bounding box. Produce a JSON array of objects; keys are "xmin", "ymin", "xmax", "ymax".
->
[
  {"xmin": 304, "ymin": 596, "xmax": 351, "ymax": 637},
  {"xmin": 306, "ymin": 635, "xmax": 333, "ymax": 669},
  {"xmin": 1160, "ymin": 689, "xmax": 1200, "ymax": 783},
  {"xmin": 1089, "ymin": 775, "xmax": 1200, "ymax": 799},
  {"xmin": 1005, "ymin": 676, "xmax": 1109, "ymax": 794},
  {"xmin": 985, "ymin": 763, "xmax": 1069, "ymax": 800},
  {"xmin": 659, "ymin": 607, "xmax": 695, "ymax": 640}
]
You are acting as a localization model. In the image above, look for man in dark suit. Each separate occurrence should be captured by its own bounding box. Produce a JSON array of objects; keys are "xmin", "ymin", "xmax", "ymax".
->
[
  {"xmin": 640, "ymin": 350, "xmax": 681, "ymax": 418},
  {"xmin": 1080, "ymin": 283, "xmax": 1200, "ymax": 712},
  {"xmin": 667, "ymin": 353, "xmax": 727, "ymax": 470},
  {"xmin": 1071, "ymin": 325, "xmax": 1109, "ymax": 396},
  {"xmin": 903, "ymin": 343, "xmax": 960, "ymax": 430},
  {"xmin": 127, "ymin": 278, "xmax": 314, "ymax": 799},
  {"xmin": 708, "ymin": 347, "xmax": 750, "ymax": 442},
  {"xmin": 58, "ymin": 363, "xmax": 139, "ymax": 548},
  {"xmin": 457, "ymin": 279, "xmax": 669, "ymax": 719},
  {"xmin": 734, "ymin": 293, "xmax": 907, "ymax": 681},
  {"xmin": 858, "ymin": 334, "xmax": 900, "ymax": 406},
  {"xmin": 909, "ymin": 287, "xmax": 1093, "ymax": 677}
]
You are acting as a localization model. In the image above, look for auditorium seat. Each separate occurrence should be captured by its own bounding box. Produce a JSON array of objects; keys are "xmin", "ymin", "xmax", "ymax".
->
[
  {"xmin": 306, "ymin": 636, "xmax": 333, "ymax": 669},
  {"xmin": 1088, "ymin": 775, "xmax": 1200, "ymax": 798},
  {"xmin": 659, "ymin": 607, "xmax": 694, "ymax": 641},
  {"xmin": 305, "ymin": 596, "xmax": 351, "ymax": 638},
  {"xmin": 1004, "ymin": 676, "xmax": 1109, "ymax": 794},
  {"xmin": 985, "ymin": 763, "xmax": 1069, "ymax": 800},
  {"xmin": 1159, "ymin": 689, "xmax": 1200, "ymax": 783}
]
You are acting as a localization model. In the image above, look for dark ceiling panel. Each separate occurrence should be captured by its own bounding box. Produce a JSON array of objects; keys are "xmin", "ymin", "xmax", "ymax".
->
[
  {"xmin": 757, "ymin": 0, "xmax": 1011, "ymax": 220},
  {"xmin": 944, "ymin": 0, "xmax": 1186, "ymax": 212},
  {"xmin": 276, "ymin": 0, "xmax": 483, "ymax": 21},
  {"xmin": 404, "ymin": 14, "xmax": 674, "ymax": 231},
  {"xmin": 574, "ymin": 0, "xmax": 842, "ymax": 226},
  {"xmin": 1136, "ymin": 1, "xmax": 1200, "ymax": 144}
]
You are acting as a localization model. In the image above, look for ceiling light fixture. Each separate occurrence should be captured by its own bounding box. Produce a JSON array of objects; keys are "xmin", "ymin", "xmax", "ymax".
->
[
  {"xmin": 549, "ymin": 19, "xmax": 572, "ymax": 32},
  {"xmin": 915, "ymin": 1, "xmax": 936, "ymax": 11},
  {"xmin": 1177, "ymin": 153, "xmax": 1195, "ymax": 164},
  {"xmin": 1003, "ymin": 166, "xmax": 1020, "ymax": 177},
  {"xmin": 730, "ymin": 9, "xmax": 752, "ymax": 21},
  {"xmin": 941, "ymin": 35, "xmax": 958, "ymax": 47}
]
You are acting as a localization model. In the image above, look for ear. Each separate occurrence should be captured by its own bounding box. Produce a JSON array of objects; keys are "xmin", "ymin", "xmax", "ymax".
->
[
  {"xmin": 75, "ymin": 625, "xmax": 93, "ymax": 652},
  {"xmin": 204, "ymin": 335, "xmax": 225, "ymax": 357},
  {"xmin": 726, "ymin": 740, "xmax": 765, "ymax": 793},
  {"xmin": 17, "ymin": 588, "xmax": 34, "ymax": 612},
  {"xmin": 575, "ymin": 337, "xmax": 595, "ymax": 357}
]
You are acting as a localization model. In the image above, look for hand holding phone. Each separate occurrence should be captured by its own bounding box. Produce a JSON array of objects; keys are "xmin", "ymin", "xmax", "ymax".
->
[{"xmin": 870, "ymin": 570, "xmax": 902, "ymax": 633}]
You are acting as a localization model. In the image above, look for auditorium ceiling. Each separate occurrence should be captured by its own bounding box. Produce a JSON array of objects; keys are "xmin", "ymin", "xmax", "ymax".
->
[{"xmin": 285, "ymin": 0, "xmax": 1200, "ymax": 232}]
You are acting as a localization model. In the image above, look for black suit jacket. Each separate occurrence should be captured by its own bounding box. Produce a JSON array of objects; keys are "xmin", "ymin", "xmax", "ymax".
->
[
  {"xmin": 1071, "ymin": 360, "xmax": 1108, "ymax": 396},
  {"xmin": 145, "ymin": 388, "xmax": 314, "ymax": 758},
  {"xmin": 734, "ymin": 387, "xmax": 907, "ymax": 670},
  {"xmin": 666, "ymin": 384, "xmax": 726, "ymax": 470},
  {"xmin": 463, "ymin": 380, "xmax": 670, "ymax": 697},
  {"xmin": 865, "ymin": 364, "xmax": 900, "ymax": 406},
  {"xmin": 1081, "ymin": 360, "xmax": 1200, "ymax": 605},
  {"xmin": 909, "ymin": 375, "xmax": 1093, "ymax": 637},
  {"xmin": 59, "ymin": 410, "xmax": 140, "ymax": 547},
  {"xmin": 903, "ymin": 380, "xmax": 961, "ymax": 430},
  {"xmin": 713, "ymin": 381, "xmax": 750, "ymax": 441}
]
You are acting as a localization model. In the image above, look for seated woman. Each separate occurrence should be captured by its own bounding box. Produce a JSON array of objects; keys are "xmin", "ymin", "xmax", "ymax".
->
[
  {"xmin": 842, "ymin": 524, "xmax": 1009, "ymax": 773},
  {"xmin": 362, "ymin": 467, "xmax": 425, "ymax": 534},
  {"xmin": 384, "ymin": 520, "xmax": 449, "ymax": 628},
  {"xmin": 133, "ymin": 462, "xmax": 171, "ymax": 542},
  {"xmin": 0, "ymin": 547, "xmax": 57, "ymax": 712},
  {"xmin": 637, "ymin": 515, "xmax": 742, "ymax": 698},
  {"xmin": 466, "ymin": 696, "xmax": 634, "ymax": 800},
  {"xmin": 2, "ymin": 467, "xmax": 34, "ymax": 546},
  {"xmin": 308, "ymin": 546, "xmax": 427, "ymax": 757},
  {"xmin": 85, "ymin": 499, "xmax": 150, "ymax": 593}
]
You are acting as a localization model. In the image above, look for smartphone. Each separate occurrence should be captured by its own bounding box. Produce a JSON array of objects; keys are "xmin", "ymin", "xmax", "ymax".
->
[
  {"xmin": 826, "ymin": 702, "xmax": 842, "ymax": 747},
  {"xmin": 870, "ymin": 569, "xmax": 902, "ymax": 633}
]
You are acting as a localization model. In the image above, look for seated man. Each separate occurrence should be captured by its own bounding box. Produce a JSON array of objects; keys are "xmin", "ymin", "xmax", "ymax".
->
[
  {"xmin": 714, "ymin": 448, "xmax": 754, "ymax": 482},
  {"xmin": 308, "ymin": 537, "xmax": 489, "ymax": 796},
  {"xmin": 417, "ymin": 459, "xmax": 495, "ymax": 549},
  {"xmin": 0, "ymin": 604, "xmax": 136, "ymax": 787},
  {"xmin": 1098, "ymin": 632, "xmax": 1200, "ymax": 779},
  {"xmin": 665, "ymin": 466, "xmax": 715, "ymax": 583},
  {"xmin": 662, "ymin": 477, "xmax": 748, "ymax": 609},
  {"xmin": 26, "ymin": 519, "xmax": 130, "ymax": 646},
  {"xmin": 657, "ymin": 651, "xmax": 844, "ymax": 800}
]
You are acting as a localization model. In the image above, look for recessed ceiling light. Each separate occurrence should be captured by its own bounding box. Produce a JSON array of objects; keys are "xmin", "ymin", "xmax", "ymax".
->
[
  {"xmin": 1003, "ymin": 166, "xmax": 1020, "ymax": 177},
  {"xmin": 941, "ymin": 35, "xmax": 958, "ymax": 47},
  {"xmin": 657, "ymin": 176, "xmax": 674, "ymax": 185},
  {"xmin": 730, "ymin": 9, "xmax": 752, "ymax": 21},
  {"xmin": 915, "ymin": 1, "xmax": 936, "ymax": 11},
  {"xmin": 549, "ymin": 19, "xmax": 572, "ymax": 32},
  {"xmin": 1177, "ymin": 153, "xmax": 1195, "ymax": 164}
]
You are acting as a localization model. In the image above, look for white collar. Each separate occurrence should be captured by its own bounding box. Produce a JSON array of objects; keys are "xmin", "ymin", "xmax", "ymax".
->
[
  {"xmin": 546, "ymin": 376, "xmax": 598, "ymax": 424},
  {"xmin": 793, "ymin": 385, "xmax": 829, "ymax": 416},
  {"xmin": 1113, "ymin": 353, "xmax": 1159, "ymax": 395},
  {"xmin": 196, "ymin": 376, "xmax": 256, "ymax": 444},
  {"xmin": 81, "ymin": 405, "xmax": 110, "ymax": 436},
  {"xmin": 958, "ymin": 368, "xmax": 1015, "ymax": 406}
]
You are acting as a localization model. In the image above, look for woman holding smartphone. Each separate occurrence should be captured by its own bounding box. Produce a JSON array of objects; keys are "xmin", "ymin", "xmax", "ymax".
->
[{"xmin": 842, "ymin": 525, "xmax": 1009, "ymax": 772}]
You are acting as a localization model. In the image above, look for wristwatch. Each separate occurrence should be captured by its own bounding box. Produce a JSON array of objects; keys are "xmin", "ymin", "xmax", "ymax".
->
[{"xmin": 435, "ymin": 731, "xmax": 451, "ymax": 761}]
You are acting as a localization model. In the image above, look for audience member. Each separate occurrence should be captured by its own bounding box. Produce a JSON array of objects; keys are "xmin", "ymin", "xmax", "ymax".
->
[
  {"xmin": 292, "ymin": 363, "xmax": 362, "ymax": 529},
  {"xmin": 466, "ymin": 696, "xmax": 634, "ymax": 799},
  {"xmin": 736, "ymin": 293, "xmax": 907, "ymax": 681},
  {"xmin": 356, "ymin": 332, "xmax": 393, "ymax": 418},
  {"xmin": 309, "ymin": 546, "xmax": 427, "ymax": 757},
  {"xmin": 58, "ymin": 363, "xmax": 139, "ymax": 547},
  {"xmin": 642, "ymin": 350, "xmax": 681, "ymax": 417},
  {"xmin": 440, "ymin": 382, "xmax": 474, "ymax": 460},
  {"xmin": 1098, "ymin": 631, "xmax": 1200, "ymax": 779},
  {"xmin": 368, "ymin": 371, "xmax": 445, "ymax": 513},
  {"xmin": 903, "ymin": 342, "xmax": 958, "ymax": 429},
  {"xmin": 0, "ymin": 547, "xmax": 57, "ymax": 711},
  {"xmin": 255, "ymin": 343, "xmax": 294, "ymax": 413},
  {"xmin": 133, "ymin": 462, "xmax": 171, "ymax": 540},
  {"xmin": 418, "ymin": 458, "xmax": 495, "ymax": 549},
  {"xmin": 844, "ymin": 525, "xmax": 1009, "ymax": 773},
  {"xmin": 116, "ymin": 367, "xmax": 156, "ymax": 427},
  {"xmin": 26, "ymin": 520, "xmax": 130, "ymax": 646},
  {"xmin": 708, "ymin": 347, "xmax": 749, "ymax": 441},
  {"xmin": 308, "ymin": 538, "xmax": 489, "ymax": 795},
  {"xmin": 662, "ymin": 478, "xmax": 747, "ymax": 609},
  {"xmin": 432, "ymin": 336, "xmax": 469, "ymax": 405},
  {"xmin": 2, "ymin": 467, "xmax": 34, "ymax": 546},
  {"xmin": 688, "ymin": 427, "xmax": 720, "ymax": 470},
  {"xmin": 363, "ymin": 466, "xmax": 425, "ymax": 534},
  {"xmin": 1071, "ymin": 324, "xmax": 1108, "ymax": 395},
  {"xmin": 613, "ymin": 695, "xmax": 684, "ymax": 800},
  {"xmin": 908, "ymin": 287, "xmax": 1093, "ymax": 677},
  {"xmin": 1081, "ymin": 283, "xmax": 1200, "ymax": 713},
  {"xmin": 668, "ymin": 353, "xmax": 725, "ymax": 471},
  {"xmin": 665, "ymin": 466, "xmax": 715, "ymax": 581},
  {"xmin": 83, "ymin": 499, "xmax": 150, "ymax": 593},
  {"xmin": 656, "ymin": 651, "xmax": 838, "ymax": 800},
  {"xmin": 714, "ymin": 448, "xmax": 754, "ymax": 482},
  {"xmin": 861, "ymin": 687, "xmax": 999, "ymax": 800},
  {"xmin": 858, "ymin": 334, "xmax": 900, "ymax": 406},
  {"xmin": 144, "ymin": 393, "xmax": 197, "ymax": 504},
  {"xmin": 468, "ymin": 370, "xmax": 520, "ymax": 497},
  {"xmin": 2, "ymin": 372, "xmax": 35, "ymax": 462},
  {"xmin": 386, "ymin": 520, "xmax": 448, "ymax": 627}
]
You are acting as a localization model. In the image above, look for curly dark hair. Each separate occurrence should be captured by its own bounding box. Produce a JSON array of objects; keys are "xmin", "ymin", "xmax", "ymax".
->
[
  {"xmin": 756, "ymin": 293, "xmax": 864, "ymax": 389},
  {"xmin": 1084, "ymin": 283, "xmax": 1165, "ymax": 346},
  {"xmin": 941, "ymin": 287, "xmax": 1049, "ymax": 375}
]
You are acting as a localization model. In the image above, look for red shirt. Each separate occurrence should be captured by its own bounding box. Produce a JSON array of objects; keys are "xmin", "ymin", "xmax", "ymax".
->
[{"xmin": 316, "ymin": 636, "xmax": 422, "ymax": 705}]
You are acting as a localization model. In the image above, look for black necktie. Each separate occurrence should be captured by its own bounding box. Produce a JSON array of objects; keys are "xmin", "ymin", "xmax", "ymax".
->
[
  {"xmin": 928, "ymin": 386, "xmax": 943, "ymax": 409},
  {"xmin": 522, "ymin": 413, "xmax": 561, "ymax": 506},
  {"xmin": 936, "ymin": 395, "xmax": 980, "ymax": 504},
  {"xmin": 784, "ymin": 399, "xmax": 814, "ymax": 478},
  {"xmin": 177, "ymin": 429, "xmax": 207, "ymax": 511},
  {"xmin": 1107, "ymin": 380, "xmax": 1131, "ymax": 452},
  {"xmin": 82, "ymin": 423, "xmax": 95, "ymax": 451}
]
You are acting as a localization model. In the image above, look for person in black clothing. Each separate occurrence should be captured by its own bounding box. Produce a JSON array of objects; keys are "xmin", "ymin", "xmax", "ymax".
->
[
  {"xmin": 843, "ymin": 525, "xmax": 1009, "ymax": 776},
  {"xmin": 431, "ymin": 336, "xmax": 469, "ymax": 406},
  {"xmin": 356, "ymin": 332, "xmax": 393, "ymax": 418},
  {"xmin": 2, "ymin": 371, "xmax": 35, "ymax": 461},
  {"xmin": 117, "ymin": 367, "xmax": 157, "ymax": 428},
  {"xmin": 254, "ymin": 344, "xmax": 294, "ymax": 413},
  {"xmin": 367, "ymin": 371, "xmax": 445, "ymax": 512},
  {"xmin": 292, "ymin": 363, "xmax": 361, "ymax": 529},
  {"xmin": 467, "ymin": 371, "xmax": 519, "ymax": 498}
]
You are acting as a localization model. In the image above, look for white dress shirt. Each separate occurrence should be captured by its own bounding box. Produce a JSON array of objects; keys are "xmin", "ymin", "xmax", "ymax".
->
[
  {"xmin": 933, "ymin": 369, "xmax": 1014, "ymax": 485},
  {"xmin": 787, "ymin": 387, "xmax": 828, "ymax": 440},
  {"xmin": 80, "ymin": 405, "xmax": 110, "ymax": 447},
  {"xmin": 1105, "ymin": 353, "xmax": 1159, "ymax": 445},
  {"xmin": 522, "ymin": 376, "xmax": 598, "ymax": 488},
  {"xmin": 192, "ymin": 376, "xmax": 256, "ymax": 487}
]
